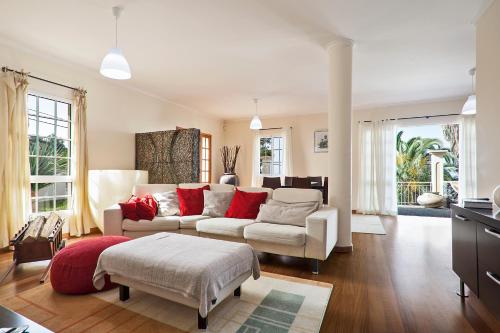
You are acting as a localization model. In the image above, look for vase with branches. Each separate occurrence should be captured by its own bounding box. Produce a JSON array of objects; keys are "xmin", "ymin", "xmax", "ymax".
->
[{"xmin": 219, "ymin": 145, "xmax": 241, "ymax": 185}]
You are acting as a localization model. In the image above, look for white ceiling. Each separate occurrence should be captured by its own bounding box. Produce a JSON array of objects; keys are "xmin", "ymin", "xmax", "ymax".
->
[{"xmin": 0, "ymin": 0, "xmax": 489, "ymax": 119}]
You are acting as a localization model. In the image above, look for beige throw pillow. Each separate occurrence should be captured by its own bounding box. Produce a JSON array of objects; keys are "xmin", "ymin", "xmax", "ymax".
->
[
  {"xmin": 202, "ymin": 190, "xmax": 234, "ymax": 217},
  {"xmin": 256, "ymin": 199, "xmax": 318, "ymax": 227},
  {"xmin": 153, "ymin": 191, "xmax": 180, "ymax": 216}
]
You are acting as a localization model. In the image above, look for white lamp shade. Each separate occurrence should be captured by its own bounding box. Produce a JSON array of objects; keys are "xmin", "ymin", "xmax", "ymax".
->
[
  {"xmin": 461, "ymin": 94, "xmax": 476, "ymax": 115},
  {"xmin": 100, "ymin": 48, "xmax": 131, "ymax": 80},
  {"xmin": 250, "ymin": 115, "xmax": 262, "ymax": 130}
]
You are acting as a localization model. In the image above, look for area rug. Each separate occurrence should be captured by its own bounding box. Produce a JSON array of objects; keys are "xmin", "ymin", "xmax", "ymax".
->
[
  {"xmin": 351, "ymin": 214, "xmax": 387, "ymax": 235},
  {"xmin": 0, "ymin": 272, "xmax": 332, "ymax": 333}
]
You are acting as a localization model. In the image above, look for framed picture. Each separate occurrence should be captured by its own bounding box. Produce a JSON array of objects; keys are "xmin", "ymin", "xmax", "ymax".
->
[{"xmin": 314, "ymin": 130, "xmax": 328, "ymax": 153}]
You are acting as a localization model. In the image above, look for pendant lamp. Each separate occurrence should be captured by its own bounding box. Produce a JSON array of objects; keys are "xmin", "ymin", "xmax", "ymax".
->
[
  {"xmin": 100, "ymin": 6, "xmax": 131, "ymax": 80},
  {"xmin": 250, "ymin": 98, "xmax": 263, "ymax": 130}
]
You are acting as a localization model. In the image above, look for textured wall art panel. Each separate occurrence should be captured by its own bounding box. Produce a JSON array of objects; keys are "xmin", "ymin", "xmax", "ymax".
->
[{"xmin": 135, "ymin": 129, "xmax": 200, "ymax": 184}]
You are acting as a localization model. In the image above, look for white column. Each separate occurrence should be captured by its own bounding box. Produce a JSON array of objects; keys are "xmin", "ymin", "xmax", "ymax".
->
[
  {"xmin": 429, "ymin": 150, "xmax": 447, "ymax": 195},
  {"xmin": 327, "ymin": 38, "xmax": 353, "ymax": 250}
]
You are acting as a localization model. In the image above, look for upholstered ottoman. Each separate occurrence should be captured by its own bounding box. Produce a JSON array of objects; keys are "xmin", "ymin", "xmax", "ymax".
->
[
  {"xmin": 50, "ymin": 236, "xmax": 130, "ymax": 294},
  {"xmin": 93, "ymin": 233, "xmax": 260, "ymax": 329}
]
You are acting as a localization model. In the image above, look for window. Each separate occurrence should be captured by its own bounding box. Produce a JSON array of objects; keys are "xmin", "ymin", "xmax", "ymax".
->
[
  {"xmin": 260, "ymin": 136, "xmax": 283, "ymax": 176},
  {"xmin": 28, "ymin": 93, "xmax": 72, "ymax": 213},
  {"xmin": 200, "ymin": 133, "xmax": 212, "ymax": 183}
]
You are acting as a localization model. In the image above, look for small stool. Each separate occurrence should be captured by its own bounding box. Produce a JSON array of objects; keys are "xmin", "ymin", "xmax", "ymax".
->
[{"xmin": 50, "ymin": 236, "xmax": 130, "ymax": 294}]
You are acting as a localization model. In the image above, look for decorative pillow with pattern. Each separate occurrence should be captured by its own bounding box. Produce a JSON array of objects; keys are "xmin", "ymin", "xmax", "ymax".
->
[
  {"xmin": 256, "ymin": 199, "xmax": 319, "ymax": 227},
  {"xmin": 153, "ymin": 191, "xmax": 180, "ymax": 216},
  {"xmin": 202, "ymin": 190, "xmax": 234, "ymax": 217}
]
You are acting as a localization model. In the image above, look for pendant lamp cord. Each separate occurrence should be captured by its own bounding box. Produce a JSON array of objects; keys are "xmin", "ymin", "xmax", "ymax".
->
[
  {"xmin": 254, "ymin": 98, "xmax": 258, "ymax": 116},
  {"xmin": 115, "ymin": 13, "xmax": 118, "ymax": 48}
]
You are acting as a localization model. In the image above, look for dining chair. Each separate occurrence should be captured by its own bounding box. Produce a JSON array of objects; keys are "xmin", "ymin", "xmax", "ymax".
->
[
  {"xmin": 262, "ymin": 177, "xmax": 282, "ymax": 190},
  {"xmin": 291, "ymin": 177, "xmax": 311, "ymax": 189},
  {"xmin": 308, "ymin": 176, "xmax": 322, "ymax": 187},
  {"xmin": 323, "ymin": 176, "xmax": 328, "ymax": 204},
  {"xmin": 284, "ymin": 176, "xmax": 296, "ymax": 187}
]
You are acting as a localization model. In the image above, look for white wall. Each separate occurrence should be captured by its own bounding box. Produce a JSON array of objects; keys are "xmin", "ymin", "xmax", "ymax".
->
[
  {"xmin": 0, "ymin": 39, "xmax": 224, "ymax": 180},
  {"xmin": 476, "ymin": 0, "xmax": 500, "ymax": 198},
  {"xmin": 223, "ymin": 113, "xmax": 329, "ymax": 187}
]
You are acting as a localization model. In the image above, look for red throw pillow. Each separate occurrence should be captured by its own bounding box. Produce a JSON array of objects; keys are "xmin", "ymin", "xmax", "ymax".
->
[
  {"xmin": 119, "ymin": 202, "xmax": 138, "ymax": 221},
  {"xmin": 141, "ymin": 194, "xmax": 158, "ymax": 214},
  {"xmin": 225, "ymin": 189, "xmax": 268, "ymax": 219},
  {"xmin": 119, "ymin": 194, "xmax": 157, "ymax": 221},
  {"xmin": 136, "ymin": 201, "xmax": 155, "ymax": 220},
  {"xmin": 177, "ymin": 185, "xmax": 210, "ymax": 216}
]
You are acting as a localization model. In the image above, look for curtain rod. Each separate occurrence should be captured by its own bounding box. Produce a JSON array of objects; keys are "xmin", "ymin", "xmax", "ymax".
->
[
  {"xmin": 358, "ymin": 113, "xmax": 461, "ymax": 123},
  {"xmin": 259, "ymin": 126, "xmax": 292, "ymax": 131},
  {"xmin": 2, "ymin": 66, "xmax": 85, "ymax": 93}
]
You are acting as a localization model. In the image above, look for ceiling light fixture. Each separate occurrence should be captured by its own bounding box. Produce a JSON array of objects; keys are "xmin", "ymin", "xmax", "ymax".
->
[
  {"xmin": 461, "ymin": 67, "xmax": 476, "ymax": 115},
  {"xmin": 250, "ymin": 98, "xmax": 263, "ymax": 130},
  {"xmin": 100, "ymin": 6, "xmax": 131, "ymax": 80}
]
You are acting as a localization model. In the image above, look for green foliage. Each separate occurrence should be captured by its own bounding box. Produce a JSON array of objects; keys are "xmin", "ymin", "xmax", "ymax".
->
[
  {"xmin": 396, "ymin": 131, "xmax": 442, "ymax": 182},
  {"xmin": 29, "ymin": 135, "xmax": 69, "ymax": 176}
]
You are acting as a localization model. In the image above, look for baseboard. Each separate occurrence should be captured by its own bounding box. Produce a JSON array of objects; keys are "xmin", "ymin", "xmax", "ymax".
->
[
  {"xmin": 63, "ymin": 227, "xmax": 101, "ymax": 239},
  {"xmin": 334, "ymin": 245, "xmax": 353, "ymax": 253}
]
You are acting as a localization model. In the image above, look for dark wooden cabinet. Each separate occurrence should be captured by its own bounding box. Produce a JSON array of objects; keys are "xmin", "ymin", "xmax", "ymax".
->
[
  {"xmin": 452, "ymin": 210, "xmax": 478, "ymax": 294},
  {"xmin": 451, "ymin": 204, "xmax": 500, "ymax": 319}
]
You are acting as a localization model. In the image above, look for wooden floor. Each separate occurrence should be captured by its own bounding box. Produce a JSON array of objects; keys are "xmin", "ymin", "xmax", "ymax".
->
[{"xmin": 0, "ymin": 215, "xmax": 499, "ymax": 333}]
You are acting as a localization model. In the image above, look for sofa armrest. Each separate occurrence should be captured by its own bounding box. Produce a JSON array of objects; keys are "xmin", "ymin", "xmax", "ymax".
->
[
  {"xmin": 305, "ymin": 207, "xmax": 338, "ymax": 260},
  {"xmin": 103, "ymin": 204, "xmax": 124, "ymax": 236}
]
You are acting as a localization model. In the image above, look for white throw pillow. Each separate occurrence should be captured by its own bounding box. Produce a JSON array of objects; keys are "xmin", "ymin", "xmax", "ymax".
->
[
  {"xmin": 256, "ymin": 199, "xmax": 318, "ymax": 227},
  {"xmin": 153, "ymin": 191, "xmax": 180, "ymax": 216},
  {"xmin": 202, "ymin": 190, "xmax": 234, "ymax": 217}
]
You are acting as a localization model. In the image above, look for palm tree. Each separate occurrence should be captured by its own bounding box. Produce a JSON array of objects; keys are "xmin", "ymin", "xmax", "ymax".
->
[{"xmin": 396, "ymin": 131, "xmax": 442, "ymax": 182}]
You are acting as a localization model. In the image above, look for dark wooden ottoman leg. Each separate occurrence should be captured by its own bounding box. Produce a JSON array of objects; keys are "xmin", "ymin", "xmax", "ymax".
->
[
  {"xmin": 234, "ymin": 286, "xmax": 241, "ymax": 297},
  {"xmin": 119, "ymin": 285, "xmax": 129, "ymax": 301},
  {"xmin": 198, "ymin": 311, "xmax": 207, "ymax": 329}
]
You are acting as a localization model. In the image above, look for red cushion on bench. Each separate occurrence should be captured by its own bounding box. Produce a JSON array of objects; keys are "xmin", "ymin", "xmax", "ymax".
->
[{"xmin": 50, "ymin": 236, "xmax": 130, "ymax": 295}]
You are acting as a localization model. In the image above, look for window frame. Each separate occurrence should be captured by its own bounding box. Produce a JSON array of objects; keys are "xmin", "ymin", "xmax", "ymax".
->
[
  {"xmin": 259, "ymin": 135, "xmax": 283, "ymax": 177},
  {"xmin": 200, "ymin": 133, "xmax": 212, "ymax": 183},
  {"xmin": 28, "ymin": 91, "xmax": 73, "ymax": 215}
]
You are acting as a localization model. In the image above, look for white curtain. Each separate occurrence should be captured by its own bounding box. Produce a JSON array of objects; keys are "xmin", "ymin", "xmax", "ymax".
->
[
  {"xmin": 282, "ymin": 127, "xmax": 293, "ymax": 178},
  {"xmin": 69, "ymin": 89, "xmax": 93, "ymax": 236},
  {"xmin": 251, "ymin": 127, "xmax": 293, "ymax": 187},
  {"xmin": 458, "ymin": 116, "xmax": 477, "ymax": 203},
  {"xmin": 251, "ymin": 131, "xmax": 263, "ymax": 187},
  {"xmin": 357, "ymin": 121, "xmax": 397, "ymax": 215},
  {"xmin": 0, "ymin": 71, "xmax": 31, "ymax": 248}
]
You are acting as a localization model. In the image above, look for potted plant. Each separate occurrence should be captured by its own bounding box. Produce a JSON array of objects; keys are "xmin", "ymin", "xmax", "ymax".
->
[{"xmin": 219, "ymin": 145, "xmax": 241, "ymax": 185}]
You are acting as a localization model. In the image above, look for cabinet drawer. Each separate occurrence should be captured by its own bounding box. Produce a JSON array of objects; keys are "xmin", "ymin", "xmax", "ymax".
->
[
  {"xmin": 477, "ymin": 223, "xmax": 500, "ymax": 275},
  {"xmin": 478, "ymin": 261, "xmax": 500, "ymax": 320}
]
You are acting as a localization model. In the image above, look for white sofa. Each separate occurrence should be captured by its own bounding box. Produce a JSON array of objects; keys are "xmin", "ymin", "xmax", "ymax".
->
[{"xmin": 103, "ymin": 183, "xmax": 338, "ymax": 273}]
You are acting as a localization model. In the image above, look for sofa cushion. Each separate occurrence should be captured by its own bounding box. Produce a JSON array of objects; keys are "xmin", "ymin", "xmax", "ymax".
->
[
  {"xmin": 122, "ymin": 216, "xmax": 180, "ymax": 231},
  {"xmin": 179, "ymin": 215, "xmax": 211, "ymax": 229},
  {"xmin": 202, "ymin": 190, "xmax": 234, "ymax": 217},
  {"xmin": 272, "ymin": 188, "xmax": 323, "ymax": 206},
  {"xmin": 154, "ymin": 191, "xmax": 179, "ymax": 216},
  {"xmin": 256, "ymin": 199, "xmax": 318, "ymax": 227},
  {"xmin": 177, "ymin": 185, "xmax": 210, "ymax": 216},
  {"xmin": 179, "ymin": 183, "xmax": 234, "ymax": 192},
  {"xmin": 244, "ymin": 223, "xmax": 305, "ymax": 246},
  {"xmin": 196, "ymin": 218, "xmax": 254, "ymax": 238},
  {"xmin": 225, "ymin": 189, "xmax": 268, "ymax": 219}
]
